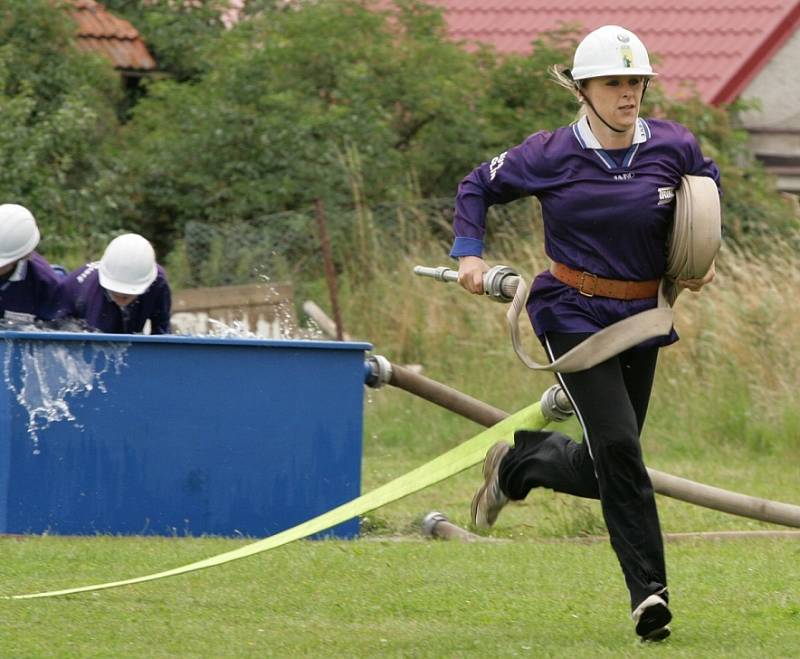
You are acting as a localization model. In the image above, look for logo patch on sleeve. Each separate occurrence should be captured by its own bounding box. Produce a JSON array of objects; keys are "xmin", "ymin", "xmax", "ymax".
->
[
  {"xmin": 489, "ymin": 151, "xmax": 507, "ymax": 181},
  {"xmin": 657, "ymin": 187, "xmax": 675, "ymax": 205}
]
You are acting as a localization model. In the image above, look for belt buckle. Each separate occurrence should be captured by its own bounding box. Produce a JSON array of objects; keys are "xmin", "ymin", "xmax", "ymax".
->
[{"xmin": 578, "ymin": 271, "xmax": 598, "ymax": 297}]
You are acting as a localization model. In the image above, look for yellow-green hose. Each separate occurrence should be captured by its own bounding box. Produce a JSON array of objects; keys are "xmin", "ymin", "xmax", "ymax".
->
[{"xmin": 11, "ymin": 401, "xmax": 546, "ymax": 600}]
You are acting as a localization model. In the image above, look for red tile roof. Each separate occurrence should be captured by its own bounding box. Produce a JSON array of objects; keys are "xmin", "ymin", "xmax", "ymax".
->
[
  {"xmin": 68, "ymin": 0, "xmax": 157, "ymax": 72},
  {"xmin": 427, "ymin": 1, "xmax": 800, "ymax": 104}
]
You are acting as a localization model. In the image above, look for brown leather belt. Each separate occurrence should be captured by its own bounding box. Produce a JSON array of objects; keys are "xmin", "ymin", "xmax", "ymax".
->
[{"xmin": 550, "ymin": 262, "xmax": 659, "ymax": 300}]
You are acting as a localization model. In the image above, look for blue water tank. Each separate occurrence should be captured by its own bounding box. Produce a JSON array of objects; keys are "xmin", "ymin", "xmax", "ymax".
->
[{"xmin": 0, "ymin": 331, "xmax": 370, "ymax": 538}]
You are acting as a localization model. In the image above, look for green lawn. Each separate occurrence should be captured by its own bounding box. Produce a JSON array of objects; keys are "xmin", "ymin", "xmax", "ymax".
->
[
  {"xmin": 3, "ymin": 306, "xmax": 799, "ymax": 656},
  {"xmin": 2, "ymin": 535, "xmax": 798, "ymax": 657}
]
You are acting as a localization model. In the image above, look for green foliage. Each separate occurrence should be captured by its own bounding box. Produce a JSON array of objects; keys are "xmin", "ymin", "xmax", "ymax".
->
[
  {"xmin": 101, "ymin": 0, "xmax": 229, "ymax": 82},
  {"xmin": 113, "ymin": 0, "xmax": 489, "ymax": 244},
  {"xmin": 0, "ymin": 0, "xmax": 795, "ymax": 261},
  {"xmin": 0, "ymin": 0, "xmax": 119, "ymax": 117},
  {"xmin": 0, "ymin": 0, "xmax": 124, "ymax": 264},
  {"xmin": 113, "ymin": 0, "xmax": 796, "ymax": 254},
  {"xmin": 481, "ymin": 26, "xmax": 583, "ymax": 144}
]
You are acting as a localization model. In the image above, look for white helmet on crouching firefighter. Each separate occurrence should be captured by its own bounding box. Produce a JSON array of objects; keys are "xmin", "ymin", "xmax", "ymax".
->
[
  {"xmin": 567, "ymin": 25, "xmax": 657, "ymax": 134},
  {"xmin": 0, "ymin": 203, "xmax": 41, "ymax": 269},
  {"xmin": 99, "ymin": 233, "xmax": 158, "ymax": 296}
]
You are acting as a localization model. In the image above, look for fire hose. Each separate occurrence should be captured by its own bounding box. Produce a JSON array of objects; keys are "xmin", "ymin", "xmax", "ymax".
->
[
  {"xmin": 9, "ymin": 376, "xmax": 563, "ymax": 600},
  {"xmin": 11, "ymin": 353, "xmax": 799, "ymax": 600},
  {"xmin": 410, "ymin": 264, "xmax": 800, "ymax": 528},
  {"xmin": 417, "ymin": 175, "xmax": 721, "ymax": 374},
  {"xmin": 366, "ymin": 357, "xmax": 800, "ymax": 528}
]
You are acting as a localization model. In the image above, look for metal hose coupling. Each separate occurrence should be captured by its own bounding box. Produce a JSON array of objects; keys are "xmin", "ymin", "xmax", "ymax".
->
[
  {"xmin": 421, "ymin": 511, "xmax": 482, "ymax": 542},
  {"xmin": 540, "ymin": 384, "xmax": 573, "ymax": 422},
  {"xmin": 412, "ymin": 264, "xmax": 520, "ymax": 302},
  {"xmin": 364, "ymin": 354, "xmax": 393, "ymax": 388},
  {"xmin": 482, "ymin": 265, "xmax": 518, "ymax": 302}
]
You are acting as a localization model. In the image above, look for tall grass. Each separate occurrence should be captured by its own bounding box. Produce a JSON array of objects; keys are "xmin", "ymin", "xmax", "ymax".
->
[
  {"xmin": 651, "ymin": 239, "xmax": 800, "ymax": 454},
  {"xmin": 334, "ymin": 200, "xmax": 800, "ymax": 458}
]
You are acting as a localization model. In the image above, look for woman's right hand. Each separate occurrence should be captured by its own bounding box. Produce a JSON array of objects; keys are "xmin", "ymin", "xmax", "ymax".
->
[
  {"xmin": 457, "ymin": 256, "xmax": 489, "ymax": 295},
  {"xmin": 678, "ymin": 260, "xmax": 716, "ymax": 292}
]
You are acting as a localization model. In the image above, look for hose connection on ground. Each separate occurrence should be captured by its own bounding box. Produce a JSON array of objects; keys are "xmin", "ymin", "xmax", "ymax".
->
[
  {"xmin": 365, "ymin": 354, "xmax": 393, "ymax": 388},
  {"xmin": 540, "ymin": 384, "xmax": 574, "ymax": 422}
]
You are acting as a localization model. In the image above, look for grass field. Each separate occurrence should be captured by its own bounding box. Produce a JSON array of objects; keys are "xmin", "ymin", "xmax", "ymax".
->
[
  {"xmin": 2, "ymin": 395, "xmax": 798, "ymax": 656},
  {"xmin": 2, "ymin": 229, "xmax": 799, "ymax": 656},
  {"xmin": 2, "ymin": 534, "xmax": 799, "ymax": 657}
]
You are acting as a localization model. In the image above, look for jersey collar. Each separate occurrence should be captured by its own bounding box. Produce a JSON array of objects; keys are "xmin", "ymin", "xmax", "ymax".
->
[
  {"xmin": 571, "ymin": 115, "xmax": 650, "ymax": 150},
  {"xmin": 9, "ymin": 258, "xmax": 28, "ymax": 282}
]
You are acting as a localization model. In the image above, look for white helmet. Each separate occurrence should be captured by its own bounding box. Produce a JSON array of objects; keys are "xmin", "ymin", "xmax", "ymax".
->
[
  {"xmin": 570, "ymin": 25, "xmax": 656, "ymax": 81},
  {"xmin": 0, "ymin": 203, "xmax": 41, "ymax": 268},
  {"xmin": 99, "ymin": 233, "xmax": 158, "ymax": 295}
]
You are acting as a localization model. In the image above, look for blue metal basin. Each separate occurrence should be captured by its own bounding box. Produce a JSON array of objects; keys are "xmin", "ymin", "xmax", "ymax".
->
[{"xmin": 0, "ymin": 331, "xmax": 371, "ymax": 538}]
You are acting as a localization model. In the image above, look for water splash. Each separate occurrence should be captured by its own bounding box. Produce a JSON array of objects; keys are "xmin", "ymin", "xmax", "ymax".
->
[
  {"xmin": 173, "ymin": 274, "xmax": 328, "ymax": 341},
  {"xmin": 300, "ymin": 318, "xmax": 325, "ymax": 340},
  {"xmin": 206, "ymin": 318, "xmax": 259, "ymax": 339},
  {"xmin": 3, "ymin": 337, "xmax": 128, "ymax": 452},
  {"xmin": 255, "ymin": 274, "xmax": 325, "ymax": 340}
]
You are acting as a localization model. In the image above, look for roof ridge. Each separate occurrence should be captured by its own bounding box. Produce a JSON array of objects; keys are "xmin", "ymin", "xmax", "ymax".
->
[
  {"xmin": 67, "ymin": 0, "xmax": 157, "ymax": 71},
  {"xmin": 708, "ymin": 0, "xmax": 800, "ymax": 103},
  {"xmin": 431, "ymin": 0, "xmax": 800, "ymax": 104}
]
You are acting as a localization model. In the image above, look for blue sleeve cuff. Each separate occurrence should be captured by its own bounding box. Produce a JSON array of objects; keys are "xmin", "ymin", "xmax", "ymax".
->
[{"xmin": 449, "ymin": 237, "xmax": 484, "ymax": 259}]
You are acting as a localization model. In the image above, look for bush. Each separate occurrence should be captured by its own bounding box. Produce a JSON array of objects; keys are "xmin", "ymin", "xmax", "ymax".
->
[{"xmin": 0, "ymin": 0, "xmax": 125, "ymax": 265}]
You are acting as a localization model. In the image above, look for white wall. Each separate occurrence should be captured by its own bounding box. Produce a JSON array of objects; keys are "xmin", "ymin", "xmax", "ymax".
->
[
  {"xmin": 739, "ymin": 28, "xmax": 800, "ymax": 130},
  {"xmin": 738, "ymin": 28, "xmax": 800, "ymax": 193}
]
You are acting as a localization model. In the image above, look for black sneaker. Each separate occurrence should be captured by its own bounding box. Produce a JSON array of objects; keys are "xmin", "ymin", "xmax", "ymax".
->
[
  {"xmin": 632, "ymin": 594, "xmax": 672, "ymax": 642},
  {"xmin": 470, "ymin": 442, "xmax": 511, "ymax": 529}
]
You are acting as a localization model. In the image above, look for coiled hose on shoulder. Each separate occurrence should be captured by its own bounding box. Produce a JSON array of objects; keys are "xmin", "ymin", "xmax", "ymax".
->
[{"xmin": 507, "ymin": 175, "xmax": 721, "ymax": 372}]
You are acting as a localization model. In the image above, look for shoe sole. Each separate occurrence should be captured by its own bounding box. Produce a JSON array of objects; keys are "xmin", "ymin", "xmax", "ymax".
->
[
  {"xmin": 469, "ymin": 484, "xmax": 487, "ymax": 529},
  {"xmin": 641, "ymin": 625, "xmax": 671, "ymax": 642},
  {"xmin": 636, "ymin": 602, "xmax": 672, "ymax": 641},
  {"xmin": 470, "ymin": 443, "xmax": 509, "ymax": 528}
]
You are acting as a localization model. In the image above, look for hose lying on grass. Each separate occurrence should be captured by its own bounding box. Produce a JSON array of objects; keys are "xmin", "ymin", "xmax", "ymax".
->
[
  {"xmin": 373, "ymin": 359, "xmax": 800, "ymax": 529},
  {"xmin": 9, "ymin": 397, "xmax": 552, "ymax": 600},
  {"xmin": 12, "ymin": 358, "xmax": 800, "ymax": 600}
]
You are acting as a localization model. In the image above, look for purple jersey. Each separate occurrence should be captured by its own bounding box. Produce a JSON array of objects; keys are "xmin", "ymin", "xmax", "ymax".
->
[
  {"xmin": 55, "ymin": 262, "xmax": 172, "ymax": 334},
  {"xmin": 451, "ymin": 117, "xmax": 721, "ymax": 343},
  {"xmin": 0, "ymin": 252, "xmax": 61, "ymax": 322}
]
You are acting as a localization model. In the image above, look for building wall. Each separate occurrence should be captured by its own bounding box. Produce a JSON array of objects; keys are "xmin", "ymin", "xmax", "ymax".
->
[{"xmin": 739, "ymin": 28, "xmax": 800, "ymax": 193}]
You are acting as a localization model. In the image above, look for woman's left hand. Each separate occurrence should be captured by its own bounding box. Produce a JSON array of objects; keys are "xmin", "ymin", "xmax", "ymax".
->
[{"xmin": 678, "ymin": 261, "xmax": 716, "ymax": 292}]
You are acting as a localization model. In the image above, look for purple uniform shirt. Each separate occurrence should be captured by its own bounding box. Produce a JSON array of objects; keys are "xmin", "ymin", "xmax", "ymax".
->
[
  {"xmin": 451, "ymin": 117, "xmax": 721, "ymax": 344},
  {"xmin": 55, "ymin": 262, "xmax": 172, "ymax": 334},
  {"xmin": 0, "ymin": 252, "xmax": 61, "ymax": 322}
]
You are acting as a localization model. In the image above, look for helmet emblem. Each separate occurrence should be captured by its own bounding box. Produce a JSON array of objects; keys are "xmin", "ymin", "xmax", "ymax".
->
[
  {"xmin": 620, "ymin": 45, "xmax": 634, "ymax": 68},
  {"xmin": 617, "ymin": 33, "xmax": 630, "ymax": 43}
]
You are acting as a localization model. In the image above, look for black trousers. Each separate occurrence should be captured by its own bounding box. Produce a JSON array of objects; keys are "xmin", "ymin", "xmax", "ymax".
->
[{"xmin": 498, "ymin": 332, "xmax": 667, "ymax": 610}]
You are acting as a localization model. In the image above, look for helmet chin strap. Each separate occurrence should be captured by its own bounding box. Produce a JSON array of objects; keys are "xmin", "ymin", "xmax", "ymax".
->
[
  {"xmin": 577, "ymin": 79, "xmax": 650, "ymax": 136},
  {"xmin": 580, "ymin": 93, "xmax": 628, "ymax": 134}
]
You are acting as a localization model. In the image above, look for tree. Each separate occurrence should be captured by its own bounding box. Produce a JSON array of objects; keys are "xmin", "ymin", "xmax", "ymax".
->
[
  {"xmin": 101, "ymin": 0, "xmax": 230, "ymax": 83},
  {"xmin": 3, "ymin": 0, "xmax": 791, "ymax": 265},
  {"xmin": 113, "ymin": 0, "xmax": 491, "ymax": 247},
  {"xmin": 0, "ymin": 0, "xmax": 124, "ymax": 263}
]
